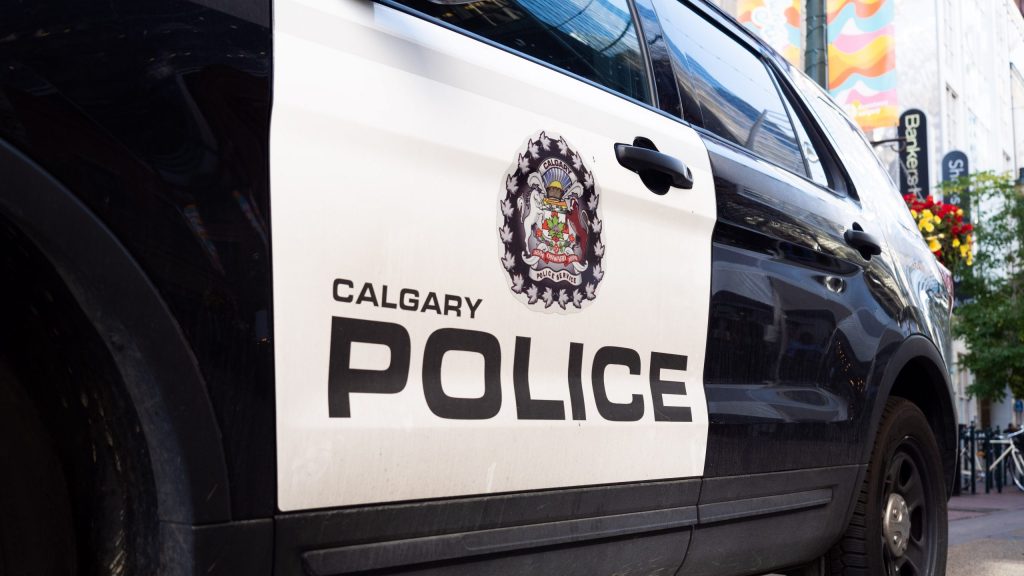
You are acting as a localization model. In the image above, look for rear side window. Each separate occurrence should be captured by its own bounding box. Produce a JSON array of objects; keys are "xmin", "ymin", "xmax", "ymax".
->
[
  {"xmin": 777, "ymin": 77, "xmax": 832, "ymax": 188},
  {"xmin": 396, "ymin": 0, "xmax": 652, "ymax": 104},
  {"xmin": 801, "ymin": 77, "xmax": 887, "ymax": 182},
  {"xmin": 652, "ymin": 0, "xmax": 805, "ymax": 176}
]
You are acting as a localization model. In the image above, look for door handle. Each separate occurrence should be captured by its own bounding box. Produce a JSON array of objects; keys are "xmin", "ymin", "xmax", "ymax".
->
[
  {"xmin": 844, "ymin": 222, "xmax": 882, "ymax": 260},
  {"xmin": 614, "ymin": 137, "xmax": 694, "ymax": 194}
]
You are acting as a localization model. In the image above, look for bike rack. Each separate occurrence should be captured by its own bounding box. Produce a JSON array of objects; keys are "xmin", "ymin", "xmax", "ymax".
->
[{"xmin": 959, "ymin": 423, "xmax": 1022, "ymax": 495}]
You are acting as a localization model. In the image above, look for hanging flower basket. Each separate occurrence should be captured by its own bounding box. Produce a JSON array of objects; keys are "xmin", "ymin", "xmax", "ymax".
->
[{"xmin": 903, "ymin": 194, "xmax": 973, "ymax": 270}]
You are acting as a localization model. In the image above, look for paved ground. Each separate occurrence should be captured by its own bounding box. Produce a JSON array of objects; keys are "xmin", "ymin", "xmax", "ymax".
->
[{"xmin": 947, "ymin": 488, "xmax": 1024, "ymax": 576}]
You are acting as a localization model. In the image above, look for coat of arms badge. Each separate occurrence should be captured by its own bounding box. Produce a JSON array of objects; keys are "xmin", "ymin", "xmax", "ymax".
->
[{"xmin": 498, "ymin": 131, "xmax": 605, "ymax": 312}]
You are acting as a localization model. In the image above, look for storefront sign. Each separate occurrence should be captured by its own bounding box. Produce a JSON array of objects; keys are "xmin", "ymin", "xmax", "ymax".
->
[
  {"xmin": 941, "ymin": 150, "xmax": 970, "ymax": 221},
  {"xmin": 899, "ymin": 109, "xmax": 929, "ymax": 198}
]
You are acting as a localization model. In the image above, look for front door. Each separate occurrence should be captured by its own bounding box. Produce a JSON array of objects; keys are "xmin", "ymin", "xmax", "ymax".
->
[{"xmin": 271, "ymin": 0, "xmax": 718, "ymax": 511}]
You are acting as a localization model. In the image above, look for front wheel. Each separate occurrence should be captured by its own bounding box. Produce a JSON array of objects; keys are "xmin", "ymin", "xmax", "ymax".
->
[{"xmin": 828, "ymin": 398, "xmax": 948, "ymax": 575}]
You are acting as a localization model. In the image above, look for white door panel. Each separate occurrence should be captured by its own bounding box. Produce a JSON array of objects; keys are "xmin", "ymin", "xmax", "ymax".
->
[{"xmin": 272, "ymin": 0, "xmax": 717, "ymax": 511}]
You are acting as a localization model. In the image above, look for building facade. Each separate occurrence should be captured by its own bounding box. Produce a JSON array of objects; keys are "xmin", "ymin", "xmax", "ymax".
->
[{"xmin": 871, "ymin": 0, "xmax": 1024, "ymax": 429}]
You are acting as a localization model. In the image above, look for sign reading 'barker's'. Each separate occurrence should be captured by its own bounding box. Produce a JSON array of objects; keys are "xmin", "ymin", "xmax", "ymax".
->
[{"xmin": 898, "ymin": 109, "xmax": 930, "ymax": 198}]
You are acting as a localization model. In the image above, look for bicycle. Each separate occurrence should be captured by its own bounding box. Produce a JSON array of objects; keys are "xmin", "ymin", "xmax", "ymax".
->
[
  {"xmin": 959, "ymin": 428, "xmax": 1024, "ymax": 492},
  {"xmin": 980, "ymin": 429, "xmax": 1024, "ymax": 491},
  {"xmin": 987, "ymin": 429, "xmax": 1024, "ymax": 491}
]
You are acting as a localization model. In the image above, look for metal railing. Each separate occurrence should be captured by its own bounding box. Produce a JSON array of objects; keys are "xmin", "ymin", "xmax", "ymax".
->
[{"xmin": 956, "ymin": 423, "xmax": 1024, "ymax": 495}]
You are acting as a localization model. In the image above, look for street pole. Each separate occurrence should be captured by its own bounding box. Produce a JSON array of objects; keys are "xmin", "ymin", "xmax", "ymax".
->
[{"xmin": 805, "ymin": 0, "xmax": 828, "ymax": 89}]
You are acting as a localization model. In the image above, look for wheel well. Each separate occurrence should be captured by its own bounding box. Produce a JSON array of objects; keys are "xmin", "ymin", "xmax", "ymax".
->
[
  {"xmin": 0, "ymin": 136, "xmax": 230, "ymax": 527},
  {"xmin": 0, "ymin": 216, "xmax": 159, "ymax": 572},
  {"xmin": 887, "ymin": 356, "xmax": 958, "ymax": 497}
]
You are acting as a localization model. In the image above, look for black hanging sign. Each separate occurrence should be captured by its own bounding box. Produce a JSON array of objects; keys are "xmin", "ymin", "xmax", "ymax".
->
[
  {"xmin": 899, "ymin": 109, "xmax": 929, "ymax": 198},
  {"xmin": 941, "ymin": 150, "xmax": 970, "ymax": 222},
  {"xmin": 941, "ymin": 150, "xmax": 968, "ymax": 184}
]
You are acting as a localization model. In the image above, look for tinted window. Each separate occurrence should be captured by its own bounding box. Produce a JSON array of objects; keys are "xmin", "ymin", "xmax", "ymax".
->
[
  {"xmin": 400, "ymin": 0, "xmax": 651, "ymax": 103},
  {"xmin": 652, "ymin": 0, "xmax": 805, "ymax": 175},
  {"xmin": 778, "ymin": 80, "xmax": 831, "ymax": 187},
  {"xmin": 789, "ymin": 72, "xmax": 891, "ymax": 198}
]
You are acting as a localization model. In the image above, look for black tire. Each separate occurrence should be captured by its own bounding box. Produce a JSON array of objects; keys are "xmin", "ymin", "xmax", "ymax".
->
[
  {"xmin": 0, "ymin": 360, "xmax": 77, "ymax": 576},
  {"xmin": 828, "ymin": 397, "xmax": 948, "ymax": 576}
]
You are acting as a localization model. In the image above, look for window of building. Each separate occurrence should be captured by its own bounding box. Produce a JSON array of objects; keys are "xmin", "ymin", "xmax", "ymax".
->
[
  {"xmin": 945, "ymin": 85, "xmax": 959, "ymax": 150},
  {"xmin": 651, "ymin": 0, "xmax": 807, "ymax": 177},
  {"xmin": 944, "ymin": 0, "xmax": 957, "ymax": 67},
  {"xmin": 967, "ymin": 110, "xmax": 979, "ymax": 168},
  {"xmin": 398, "ymin": 0, "xmax": 652, "ymax": 104}
]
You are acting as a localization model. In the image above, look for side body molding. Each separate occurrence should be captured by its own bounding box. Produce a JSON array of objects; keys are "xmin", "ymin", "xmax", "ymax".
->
[{"xmin": 0, "ymin": 138, "xmax": 231, "ymax": 525}]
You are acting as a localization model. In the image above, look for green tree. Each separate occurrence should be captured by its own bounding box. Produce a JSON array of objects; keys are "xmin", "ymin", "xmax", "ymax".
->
[{"xmin": 939, "ymin": 171, "xmax": 1024, "ymax": 401}]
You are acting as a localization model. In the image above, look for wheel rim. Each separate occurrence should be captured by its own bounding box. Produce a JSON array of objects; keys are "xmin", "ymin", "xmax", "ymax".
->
[{"xmin": 880, "ymin": 439, "xmax": 938, "ymax": 576}]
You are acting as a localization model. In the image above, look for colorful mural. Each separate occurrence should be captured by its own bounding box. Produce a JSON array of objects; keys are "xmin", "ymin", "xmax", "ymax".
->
[
  {"xmin": 737, "ymin": 0, "xmax": 803, "ymax": 67},
  {"xmin": 827, "ymin": 0, "xmax": 898, "ymax": 131}
]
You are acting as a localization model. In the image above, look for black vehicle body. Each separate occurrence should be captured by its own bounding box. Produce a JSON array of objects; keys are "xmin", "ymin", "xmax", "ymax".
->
[{"xmin": 0, "ymin": 1, "xmax": 956, "ymax": 575}]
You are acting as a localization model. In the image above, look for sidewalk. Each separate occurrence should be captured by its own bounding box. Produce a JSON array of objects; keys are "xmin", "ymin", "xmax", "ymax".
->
[
  {"xmin": 947, "ymin": 488, "xmax": 1024, "ymax": 576},
  {"xmin": 949, "ymin": 488, "xmax": 1024, "ymax": 523}
]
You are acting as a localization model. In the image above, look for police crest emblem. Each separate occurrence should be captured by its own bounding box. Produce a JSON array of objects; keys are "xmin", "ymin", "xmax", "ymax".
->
[{"xmin": 498, "ymin": 131, "xmax": 605, "ymax": 312}]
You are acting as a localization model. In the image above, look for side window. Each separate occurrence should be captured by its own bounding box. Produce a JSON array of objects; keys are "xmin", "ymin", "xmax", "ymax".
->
[
  {"xmin": 776, "ymin": 76, "xmax": 831, "ymax": 187},
  {"xmin": 790, "ymin": 71, "xmax": 894, "ymax": 198},
  {"xmin": 651, "ymin": 0, "xmax": 806, "ymax": 176},
  {"xmin": 398, "ymin": 0, "xmax": 652, "ymax": 104}
]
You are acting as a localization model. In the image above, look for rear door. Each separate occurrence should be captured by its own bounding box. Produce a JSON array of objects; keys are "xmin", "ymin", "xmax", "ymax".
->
[
  {"xmin": 650, "ymin": 0, "xmax": 894, "ymax": 475},
  {"xmin": 647, "ymin": 1, "xmax": 904, "ymax": 572},
  {"xmin": 271, "ymin": 0, "xmax": 717, "ymax": 512}
]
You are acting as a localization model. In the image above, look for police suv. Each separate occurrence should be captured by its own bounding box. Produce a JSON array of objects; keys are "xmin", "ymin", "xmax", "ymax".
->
[{"xmin": 0, "ymin": 1, "xmax": 956, "ymax": 575}]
